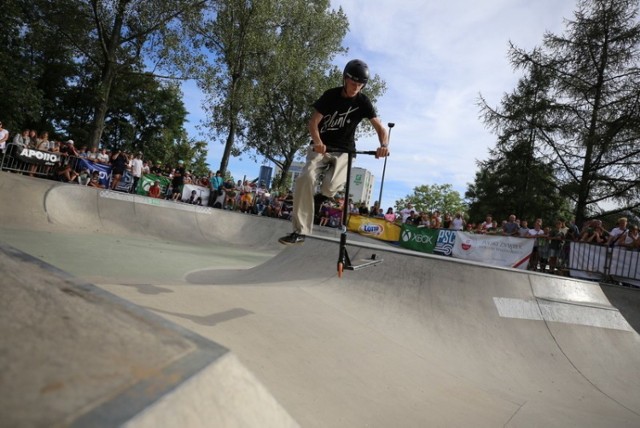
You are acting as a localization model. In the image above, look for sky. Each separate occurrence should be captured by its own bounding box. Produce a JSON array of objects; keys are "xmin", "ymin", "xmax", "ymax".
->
[{"xmin": 181, "ymin": 0, "xmax": 578, "ymax": 210}]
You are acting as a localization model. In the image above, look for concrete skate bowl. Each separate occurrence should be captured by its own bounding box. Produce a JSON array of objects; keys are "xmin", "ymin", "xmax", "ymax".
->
[
  {"xmin": 3, "ymin": 171, "xmax": 640, "ymax": 426},
  {"xmin": 186, "ymin": 235, "xmax": 640, "ymax": 426},
  {"xmin": 0, "ymin": 171, "xmax": 297, "ymax": 248}
]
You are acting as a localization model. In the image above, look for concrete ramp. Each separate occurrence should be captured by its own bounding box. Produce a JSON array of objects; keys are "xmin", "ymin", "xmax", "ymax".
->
[
  {"xmin": 0, "ymin": 172, "xmax": 291, "ymax": 248},
  {"xmin": 2, "ymin": 171, "xmax": 640, "ymax": 427},
  {"xmin": 0, "ymin": 243, "xmax": 298, "ymax": 427},
  {"xmin": 186, "ymin": 237, "xmax": 640, "ymax": 426}
]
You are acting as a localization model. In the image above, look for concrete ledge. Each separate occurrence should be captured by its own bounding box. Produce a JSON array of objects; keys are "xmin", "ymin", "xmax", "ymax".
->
[{"xmin": 0, "ymin": 243, "xmax": 297, "ymax": 427}]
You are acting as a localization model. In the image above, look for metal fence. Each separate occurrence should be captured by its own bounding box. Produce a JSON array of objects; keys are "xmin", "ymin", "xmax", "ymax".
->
[
  {"xmin": 2, "ymin": 143, "xmax": 639, "ymax": 287},
  {"xmin": 1, "ymin": 143, "xmax": 83, "ymax": 180}
]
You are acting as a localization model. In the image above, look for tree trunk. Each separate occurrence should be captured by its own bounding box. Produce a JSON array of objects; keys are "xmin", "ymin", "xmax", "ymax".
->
[
  {"xmin": 87, "ymin": 0, "xmax": 127, "ymax": 150},
  {"xmin": 88, "ymin": 64, "xmax": 116, "ymax": 150},
  {"xmin": 219, "ymin": 125, "xmax": 234, "ymax": 175}
]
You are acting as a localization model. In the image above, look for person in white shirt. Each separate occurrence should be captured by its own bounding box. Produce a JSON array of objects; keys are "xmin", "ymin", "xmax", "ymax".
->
[
  {"xmin": 0, "ymin": 122, "xmax": 10, "ymax": 153},
  {"xmin": 96, "ymin": 148, "xmax": 110, "ymax": 164},
  {"xmin": 399, "ymin": 203, "xmax": 414, "ymax": 223},
  {"xmin": 527, "ymin": 219, "xmax": 546, "ymax": 270},
  {"xmin": 477, "ymin": 214, "xmax": 494, "ymax": 234},
  {"xmin": 451, "ymin": 212, "xmax": 466, "ymax": 230},
  {"xmin": 130, "ymin": 152, "xmax": 144, "ymax": 194},
  {"xmin": 607, "ymin": 217, "xmax": 628, "ymax": 247}
]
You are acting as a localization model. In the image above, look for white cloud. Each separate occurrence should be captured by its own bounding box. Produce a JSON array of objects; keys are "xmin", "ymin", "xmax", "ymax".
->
[
  {"xmin": 183, "ymin": 0, "xmax": 578, "ymax": 209},
  {"xmin": 328, "ymin": 0, "xmax": 576, "ymax": 207}
]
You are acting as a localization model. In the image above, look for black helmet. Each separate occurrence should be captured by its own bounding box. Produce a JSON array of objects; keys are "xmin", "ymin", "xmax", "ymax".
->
[{"xmin": 343, "ymin": 59, "xmax": 369, "ymax": 85}]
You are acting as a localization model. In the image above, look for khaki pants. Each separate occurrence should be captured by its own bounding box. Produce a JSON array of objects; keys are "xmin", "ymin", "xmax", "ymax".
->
[{"xmin": 292, "ymin": 147, "xmax": 349, "ymax": 235}]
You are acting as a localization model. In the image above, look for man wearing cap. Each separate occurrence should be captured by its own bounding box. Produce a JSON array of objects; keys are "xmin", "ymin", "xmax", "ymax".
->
[
  {"xmin": 171, "ymin": 160, "xmax": 186, "ymax": 201},
  {"xmin": 60, "ymin": 140, "xmax": 79, "ymax": 157},
  {"xmin": 150, "ymin": 161, "xmax": 163, "ymax": 175}
]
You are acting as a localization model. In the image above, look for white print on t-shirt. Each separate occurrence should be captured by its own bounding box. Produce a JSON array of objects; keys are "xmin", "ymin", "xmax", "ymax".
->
[{"xmin": 320, "ymin": 107, "xmax": 360, "ymax": 133}]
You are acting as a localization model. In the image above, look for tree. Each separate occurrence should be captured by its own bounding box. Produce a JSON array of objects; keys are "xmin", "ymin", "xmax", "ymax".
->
[
  {"xmin": 101, "ymin": 74, "xmax": 189, "ymax": 157},
  {"xmin": 0, "ymin": 0, "xmax": 64, "ymax": 134},
  {"xmin": 478, "ymin": 0, "xmax": 640, "ymax": 226},
  {"xmin": 465, "ymin": 145, "xmax": 573, "ymax": 226},
  {"xmin": 40, "ymin": 0, "xmax": 206, "ymax": 149},
  {"xmin": 190, "ymin": 0, "xmax": 355, "ymax": 180},
  {"xmin": 472, "ymin": 65, "xmax": 574, "ymax": 225},
  {"xmin": 187, "ymin": 0, "xmax": 274, "ymax": 175},
  {"xmin": 239, "ymin": 1, "xmax": 348, "ymax": 189},
  {"xmin": 396, "ymin": 184, "xmax": 468, "ymax": 217}
]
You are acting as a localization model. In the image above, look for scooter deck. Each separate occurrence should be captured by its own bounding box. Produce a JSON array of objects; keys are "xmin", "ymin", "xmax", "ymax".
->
[{"xmin": 344, "ymin": 255, "xmax": 384, "ymax": 271}]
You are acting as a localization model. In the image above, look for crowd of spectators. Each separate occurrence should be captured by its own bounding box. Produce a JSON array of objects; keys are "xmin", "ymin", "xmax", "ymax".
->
[
  {"xmin": 340, "ymin": 199, "xmax": 639, "ymax": 274},
  {"xmin": 2, "ymin": 125, "xmax": 639, "ymax": 274},
  {"xmin": 0, "ymin": 125, "xmax": 303, "ymax": 219}
]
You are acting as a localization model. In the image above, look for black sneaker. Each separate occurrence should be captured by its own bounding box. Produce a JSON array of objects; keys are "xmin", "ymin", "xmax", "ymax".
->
[{"xmin": 279, "ymin": 232, "xmax": 305, "ymax": 245}]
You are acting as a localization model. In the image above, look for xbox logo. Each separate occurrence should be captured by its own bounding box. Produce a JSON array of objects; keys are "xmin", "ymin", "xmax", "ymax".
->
[{"xmin": 402, "ymin": 230, "xmax": 413, "ymax": 242}]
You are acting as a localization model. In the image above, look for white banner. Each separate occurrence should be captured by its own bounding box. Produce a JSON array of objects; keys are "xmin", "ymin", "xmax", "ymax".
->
[
  {"xmin": 610, "ymin": 247, "xmax": 640, "ymax": 287},
  {"xmin": 452, "ymin": 232, "xmax": 534, "ymax": 269},
  {"xmin": 569, "ymin": 242, "xmax": 606, "ymax": 281},
  {"xmin": 181, "ymin": 184, "xmax": 210, "ymax": 206}
]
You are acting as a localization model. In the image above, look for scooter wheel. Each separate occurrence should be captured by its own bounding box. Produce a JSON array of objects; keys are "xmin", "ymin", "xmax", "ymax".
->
[{"xmin": 337, "ymin": 262, "xmax": 344, "ymax": 278}]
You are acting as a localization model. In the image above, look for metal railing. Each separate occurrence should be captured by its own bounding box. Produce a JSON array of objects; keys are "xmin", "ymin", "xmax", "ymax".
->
[
  {"xmin": 2, "ymin": 145, "xmax": 638, "ymax": 286},
  {"xmin": 1, "ymin": 143, "xmax": 83, "ymax": 179}
]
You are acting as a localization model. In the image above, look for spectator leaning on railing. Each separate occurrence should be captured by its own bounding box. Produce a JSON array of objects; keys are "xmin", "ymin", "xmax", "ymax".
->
[
  {"xmin": 623, "ymin": 225, "xmax": 640, "ymax": 249},
  {"xmin": 581, "ymin": 222, "xmax": 608, "ymax": 244},
  {"xmin": 607, "ymin": 217, "xmax": 629, "ymax": 247}
]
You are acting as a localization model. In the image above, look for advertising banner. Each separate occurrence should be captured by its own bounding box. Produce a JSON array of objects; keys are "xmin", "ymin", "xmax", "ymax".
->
[
  {"xmin": 114, "ymin": 170, "xmax": 134, "ymax": 192},
  {"xmin": 347, "ymin": 215, "xmax": 401, "ymax": 242},
  {"xmin": 433, "ymin": 229, "xmax": 457, "ymax": 256},
  {"xmin": 181, "ymin": 184, "xmax": 210, "ymax": 206},
  {"xmin": 138, "ymin": 174, "xmax": 171, "ymax": 196},
  {"xmin": 399, "ymin": 224, "xmax": 438, "ymax": 253},
  {"xmin": 452, "ymin": 232, "xmax": 534, "ymax": 269},
  {"xmin": 16, "ymin": 148, "xmax": 62, "ymax": 166},
  {"xmin": 77, "ymin": 158, "xmax": 111, "ymax": 187}
]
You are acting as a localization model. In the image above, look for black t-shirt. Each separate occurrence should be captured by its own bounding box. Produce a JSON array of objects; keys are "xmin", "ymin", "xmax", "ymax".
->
[
  {"xmin": 172, "ymin": 166, "xmax": 185, "ymax": 186},
  {"xmin": 111, "ymin": 153, "xmax": 127, "ymax": 172},
  {"xmin": 312, "ymin": 86, "xmax": 376, "ymax": 153}
]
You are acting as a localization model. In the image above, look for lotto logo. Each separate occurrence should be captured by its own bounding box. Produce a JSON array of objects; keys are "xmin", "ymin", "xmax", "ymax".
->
[{"xmin": 359, "ymin": 223, "xmax": 383, "ymax": 235}]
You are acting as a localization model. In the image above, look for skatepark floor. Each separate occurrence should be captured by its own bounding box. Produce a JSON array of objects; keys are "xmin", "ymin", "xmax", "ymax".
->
[{"xmin": 2, "ymin": 171, "xmax": 640, "ymax": 427}]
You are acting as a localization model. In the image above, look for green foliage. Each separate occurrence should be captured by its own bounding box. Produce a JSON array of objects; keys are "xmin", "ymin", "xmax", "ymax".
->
[
  {"xmin": 0, "ymin": 1, "xmax": 50, "ymax": 133},
  {"xmin": 478, "ymin": 0, "xmax": 640, "ymax": 225},
  {"xmin": 464, "ymin": 143, "xmax": 573, "ymax": 226},
  {"xmin": 0, "ymin": 0, "xmax": 204, "ymax": 166},
  {"xmin": 187, "ymin": 0, "xmax": 359, "ymax": 186},
  {"xmin": 396, "ymin": 184, "xmax": 468, "ymax": 217}
]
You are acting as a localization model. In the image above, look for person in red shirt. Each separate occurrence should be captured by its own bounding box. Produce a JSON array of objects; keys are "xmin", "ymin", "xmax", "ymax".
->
[{"xmin": 148, "ymin": 180, "xmax": 162, "ymax": 198}]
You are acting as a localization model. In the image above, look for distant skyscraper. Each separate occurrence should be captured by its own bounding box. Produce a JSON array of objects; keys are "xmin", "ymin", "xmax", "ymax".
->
[{"xmin": 349, "ymin": 167, "xmax": 375, "ymax": 207}]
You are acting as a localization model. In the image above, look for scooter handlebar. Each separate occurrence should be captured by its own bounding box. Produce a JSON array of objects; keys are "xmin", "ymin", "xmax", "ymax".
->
[{"xmin": 326, "ymin": 149, "xmax": 388, "ymax": 156}]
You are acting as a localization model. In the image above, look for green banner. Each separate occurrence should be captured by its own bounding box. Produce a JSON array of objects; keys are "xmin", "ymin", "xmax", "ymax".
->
[
  {"xmin": 399, "ymin": 224, "xmax": 439, "ymax": 253},
  {"xmin": 138, "ymin": 174, "xmax": 171, "ymax": 196}
]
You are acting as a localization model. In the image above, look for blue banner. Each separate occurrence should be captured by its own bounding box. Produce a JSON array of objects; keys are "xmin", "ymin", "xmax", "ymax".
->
[
  {"xmin": 77, "ymin": 159, "xmax": 111, "ymax": 187},
  {"xmin": 114, "ymin": 170, "xmax": 134, "ymax": 192},
  {"xmin": 434, "ymin": 229, "xmax": 456, "ymax": 256}
]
